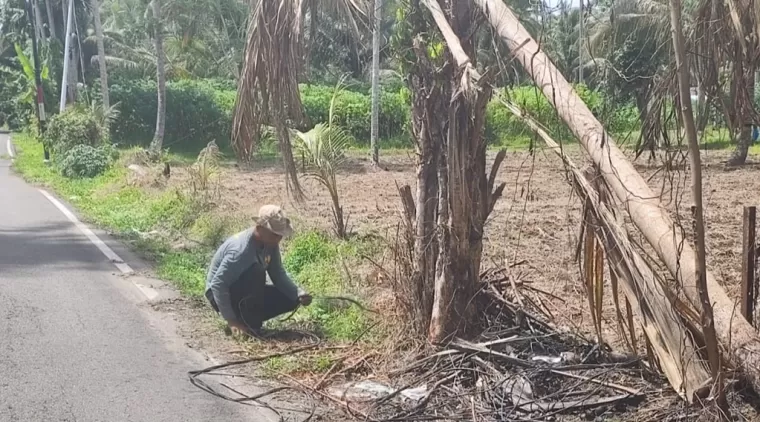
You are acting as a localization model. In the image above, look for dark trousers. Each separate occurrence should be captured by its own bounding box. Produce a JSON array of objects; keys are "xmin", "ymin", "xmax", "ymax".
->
[{"xmin": 209, "ymin": 278, "xmax": 299, "ymax": 330}]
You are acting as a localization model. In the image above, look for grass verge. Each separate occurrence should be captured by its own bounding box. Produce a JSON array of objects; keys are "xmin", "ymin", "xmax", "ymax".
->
[{"xmin": 11, "ymin": 133, "xmax": 381, "ymax": 360}]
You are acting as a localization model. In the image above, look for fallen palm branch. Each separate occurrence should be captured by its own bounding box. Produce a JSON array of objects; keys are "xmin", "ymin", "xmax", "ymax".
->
[
  {"xmin": 473, "ymin": 0, "xmax": 760, "ymax": 395},
  {"xmin": 497, "ymin": 97, "xmax": 712, "ymax": 402}
]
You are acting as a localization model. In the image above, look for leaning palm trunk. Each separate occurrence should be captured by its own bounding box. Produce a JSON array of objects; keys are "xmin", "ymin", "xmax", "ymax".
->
[
  {"xmin": 473, "ymin": 0, "xmax": 760, "ymax": 393},
  {"xmin": 149, "ymin": 0, "xmax": 166, "ymax": 155},
  {"xmin": 91, "ymin": 0, "xmax": 110, "ymax": 133},
  {"xmin": 233, "ymin": 0, "xmax": 305, "ymax": 200}
]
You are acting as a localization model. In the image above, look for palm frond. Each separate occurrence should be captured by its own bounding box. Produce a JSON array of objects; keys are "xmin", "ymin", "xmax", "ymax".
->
[{"xmin": 233, "ymin": 0, "xmax": 306, "ymax": 200}]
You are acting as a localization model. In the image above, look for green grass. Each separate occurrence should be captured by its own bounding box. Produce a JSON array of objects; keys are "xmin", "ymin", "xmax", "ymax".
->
[{"xmin": 11, "ymin": 132, "xmax": 379, "ymax": 345}]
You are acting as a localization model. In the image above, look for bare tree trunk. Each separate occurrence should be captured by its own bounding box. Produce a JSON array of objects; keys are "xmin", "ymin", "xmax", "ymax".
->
[
  {"xmin": 369, "ymin": 0, "xmax": 381, "ymax": 166},
  {"xmin": 32, "ymin": 0, "xmax": 44, "ymax": 42},
  {"xmin": 415, "ymin": 0, "xmax": 505, "ymax": 343},
  {"xmin": 44, "ymin": 0, "xmax": 56, "ymax": 39},
  {"xmin": 91, "ymin": 0, "xmax": 110, "ymax": 132},
  {"xmin": 408, "ymin": 38, "xmax": 442, "ymax": 337},
  {"xmin": 670, "ymin": 0, "xmax": 727, "ymax": 412},
  {"xmin": 474, "ymin": 0, "xmax": 760, "ymax": 393},
  {"xmin": 149, "ymin": 0, "xmax": 166, "ymax": 154},
  {"xmin": 729, "ymin": 59, "xmax": 754, "ymax": 166}
]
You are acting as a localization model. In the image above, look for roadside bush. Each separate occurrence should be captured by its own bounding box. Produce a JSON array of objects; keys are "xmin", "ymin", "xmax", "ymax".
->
[
  {"xmin": 43, "ymin": 106, "xmax": 104, "ymax": 155},
  {"xmin": 109, "ymin": 79, "xmax": 231, "ymax": 153},
  {"xmin": 299, "ymin": 84, "xmax": 410, "ymax": 142},
  {"xmin": 59, "ymin": 144, "xmax": 110, "ymax": 178}
]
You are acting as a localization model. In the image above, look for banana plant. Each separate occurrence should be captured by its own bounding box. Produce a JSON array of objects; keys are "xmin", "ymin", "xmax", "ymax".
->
[{"xmin": 12, "ymin": 42, "xmax": 49, "ymax": 107}]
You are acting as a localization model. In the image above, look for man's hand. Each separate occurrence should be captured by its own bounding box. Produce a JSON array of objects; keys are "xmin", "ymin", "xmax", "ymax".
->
[{"xmin": 298, "ymin": 293, "xmax": 312, "ymax": 306}]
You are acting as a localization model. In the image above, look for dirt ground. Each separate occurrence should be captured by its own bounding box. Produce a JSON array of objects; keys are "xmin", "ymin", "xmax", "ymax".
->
[
  {"xmin": 160, "ymin": 145, "xmax": 760, "ymax": 420},
  {"xmin": 187, "ymin": 146, "xmax": 758, "ymax": 348}
]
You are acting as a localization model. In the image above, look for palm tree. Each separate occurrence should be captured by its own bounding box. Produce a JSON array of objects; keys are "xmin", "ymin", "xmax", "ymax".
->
[
  {"xmin": 148, "ymin": 0, "xmax": 166, "ymax": 155},
  {"xmin": 369, "ymin": 0, "xmax": 381, "ymax": 165},
  {"xmin": 90, "ymin": 0, "xmax": 110, "ymax": 133},
  {"xmin": 232, "ymin": 0, "xmax": 369, "ymax": 200},
  {"xmin": 292, "ymin": 82, "xmax": 352, "ymax": 238}
]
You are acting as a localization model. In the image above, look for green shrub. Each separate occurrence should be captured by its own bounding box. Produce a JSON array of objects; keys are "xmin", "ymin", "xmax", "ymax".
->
[
  {"xmin": 108, "ymin": 80, "xmax": 411, "ymax": 153},
  {"xmin": 109, "ymin": 79, "xmax": 231, "ymax": 153},
  {"xmin": 485, "ymin": 84, "xmax": 637, "ymax": 145},
  {"xmin": 299, "ymin": 84, "xmax": 410, "ymax": 143},
  {"xmin": 283, "ymin": 231, "xmax": 336, "ymax": 275},
  {"xmin": 43, "ymin": 106, "xmax": 104, "ymax": 155},
  {"xmin": 59, "ymin": 144, "xmax": 110, "ymax": 178}
]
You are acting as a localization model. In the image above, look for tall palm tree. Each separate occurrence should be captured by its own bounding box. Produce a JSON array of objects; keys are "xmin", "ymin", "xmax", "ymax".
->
[
  {"xmin": 369, "ymin": 0, "xmax": 381, "ymax": 165},
  {"xmin": 148, "ymin": 0, "xmax": 166, "ymax": 155},
  {"xmin": 90, "ymin": 0, "xmax": 110, "ymax": 132},
  {"xmin": 232, "ymin": 0, "xmax": 368, "ymax": 199}
]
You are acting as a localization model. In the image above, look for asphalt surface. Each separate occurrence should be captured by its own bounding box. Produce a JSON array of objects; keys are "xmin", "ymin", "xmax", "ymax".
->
[{"xmin": 0, "ymin": 134, "xmax": 273, "ymax": 422}]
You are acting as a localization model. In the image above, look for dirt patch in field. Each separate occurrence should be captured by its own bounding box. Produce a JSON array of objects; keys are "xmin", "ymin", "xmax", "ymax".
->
[
  {"xmin": 166, "ymin": 146, "xmax": 760, "ymax": 350},
  {"xmin": 156, "ymin": 146, "xmax": 760, "ymax": 419}
]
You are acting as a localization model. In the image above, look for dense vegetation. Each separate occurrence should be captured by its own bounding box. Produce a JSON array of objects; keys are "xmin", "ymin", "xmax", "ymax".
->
[
  {"xmin": 1, "ymin": 0, "xmax": 662, "ymax": 159},
  {"xmin": 2, "ymin": 0, "xmax": 759, "ymax": 354}
]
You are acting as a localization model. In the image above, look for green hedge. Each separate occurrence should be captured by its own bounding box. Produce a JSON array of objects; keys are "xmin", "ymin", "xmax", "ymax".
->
[
  {"xmin": 107, "ymin": 80, "xmax": 411, "ymax": 153},
  {"xmin": 109, "ymin": 80, "xmax": 232, "ymax": 153},
  {"xmin": 485, "ymin": 85, "xmax": 640, "ymax": 145},
  {"xmin": 106, "ymin": 79, "xmax": 639, "ymax": 154},
  {"xmin": 299, "ymin": 84, "xmax": 410, "ymax": 142}
]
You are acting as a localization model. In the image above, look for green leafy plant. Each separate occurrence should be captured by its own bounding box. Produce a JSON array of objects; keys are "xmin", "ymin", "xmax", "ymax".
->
[
  {"xmin": 59, "ymin": 144, "xmax": 111, "ymax": 178},
  {"xmin": 293, "ymin": 81, "xmax": 353, "ymax": 238},
  {"xmin": 43, "ymin": 106, "xmax": 104, "ymax": 155}
]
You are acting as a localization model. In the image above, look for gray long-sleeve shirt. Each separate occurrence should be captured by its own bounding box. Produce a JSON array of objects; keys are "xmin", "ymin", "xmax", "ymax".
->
[{"xmin": 204, "ymin": 228, "xmax": 306, "ymax": 322}]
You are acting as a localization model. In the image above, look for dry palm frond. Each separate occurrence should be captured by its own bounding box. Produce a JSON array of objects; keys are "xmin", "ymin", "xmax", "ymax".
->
[
  {"xmin": 233, "ymin": 0, "xmax": 306, "ymax": 201},
  {"xmin": 496, "ymin": 95, "xmax": 711, "ymax": 401}
]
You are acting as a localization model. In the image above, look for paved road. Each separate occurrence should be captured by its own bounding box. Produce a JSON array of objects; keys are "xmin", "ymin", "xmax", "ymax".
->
[{"xmin": 0, "ymin": 134, "xmax": 272, "ymax": 422}]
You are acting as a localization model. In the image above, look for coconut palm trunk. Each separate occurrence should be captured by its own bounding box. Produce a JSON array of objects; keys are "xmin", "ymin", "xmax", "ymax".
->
[
  {"xmin": 149, "ymin": 0, "xmax": 166, "ymax": 155},
  {"xmin": 90, "ymin": 0, "xmax": 110, "ymax": 132},
  {"xmin": 44, "ymin": 0, "xmax": 56, "ymax": 38},
  {"xmin": 472, "ymin": 0, "xmax": 760, "ymax": 393},
  {"xmin": 369, "ymin": 0, "xmax": 381, "ymax": 165}
]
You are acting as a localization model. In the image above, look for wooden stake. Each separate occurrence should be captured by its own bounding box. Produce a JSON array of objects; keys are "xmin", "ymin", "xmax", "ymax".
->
[{"xmin": 742, "ymin": 206, "xmax": 757, "ymax": 325}]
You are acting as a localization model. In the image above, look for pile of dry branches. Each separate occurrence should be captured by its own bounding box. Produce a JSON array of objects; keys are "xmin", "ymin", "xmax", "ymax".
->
[{"xmin": 350, "ymin": 271, "xmax": 662, "ymax": 421}]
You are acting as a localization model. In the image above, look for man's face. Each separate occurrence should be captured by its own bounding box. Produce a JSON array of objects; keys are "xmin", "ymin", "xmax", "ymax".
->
[{"xmin": 256, "ymin": 226, "xmax": 283, "ymax": 246}]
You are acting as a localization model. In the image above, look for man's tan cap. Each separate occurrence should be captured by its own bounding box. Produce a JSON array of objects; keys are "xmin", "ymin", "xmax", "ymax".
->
[{"xmin": 256, "ymin": 205, "xmax": 294, "ymax": 237}]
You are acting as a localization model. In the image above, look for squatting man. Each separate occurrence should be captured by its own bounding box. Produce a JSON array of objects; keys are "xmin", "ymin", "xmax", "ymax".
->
[{"xmin": 204, "ymin": 205, "xmax": 312, "ymax": 337}]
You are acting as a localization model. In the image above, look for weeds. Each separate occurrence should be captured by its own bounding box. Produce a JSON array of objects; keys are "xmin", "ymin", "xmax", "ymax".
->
[{"xmin": 12, "ymin": 132, "xmax": 377, "ymax": 347}]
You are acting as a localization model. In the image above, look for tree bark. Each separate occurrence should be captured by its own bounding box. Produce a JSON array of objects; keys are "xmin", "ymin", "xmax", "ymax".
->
[
  {"xmin": 150, "ymin": 0, "xmax": 166, "ymax": 154},
  {"xmin": 419, "ymin": 0, "xmax": 502, "ymax": 343},
  {"xmin": 369, "ymin": 0, "xmax": 381, "ymax": 166},
  {"xmin": 32, "ymin": 0, "xmax": 45, "ymax": 42},
  {"xmin": 474, "ymin": 0, "xmax": 760, "ymax": 393},
  {"xmin": 729, "ymin": 65, "xmax": 755, "ymax": 166},
  {"xmin": 44, "ymin": 0, "xmax": 56, "ymax": 39},
  {"xmin": 91, "ymin": 0, "xmax": 110, "ymax": 132},
  {"xmin": 670, "ymin": 0, "xmax": 726, "ymax": 410}
]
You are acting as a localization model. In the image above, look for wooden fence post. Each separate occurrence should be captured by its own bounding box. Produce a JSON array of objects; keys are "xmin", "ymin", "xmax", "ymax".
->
[{"xmin": 742, "ymin": 206, "xmax": 757, "ymax": 326}]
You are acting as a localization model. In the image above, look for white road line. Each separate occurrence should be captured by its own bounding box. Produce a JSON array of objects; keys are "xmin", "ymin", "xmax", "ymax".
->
[
  {"xmin": 6, "ymin": 136, "xmax": 14, "ymax": 158},
  {"xmin": 38, "ymin": 189, "xmax": 160, "ymax": 301}
]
